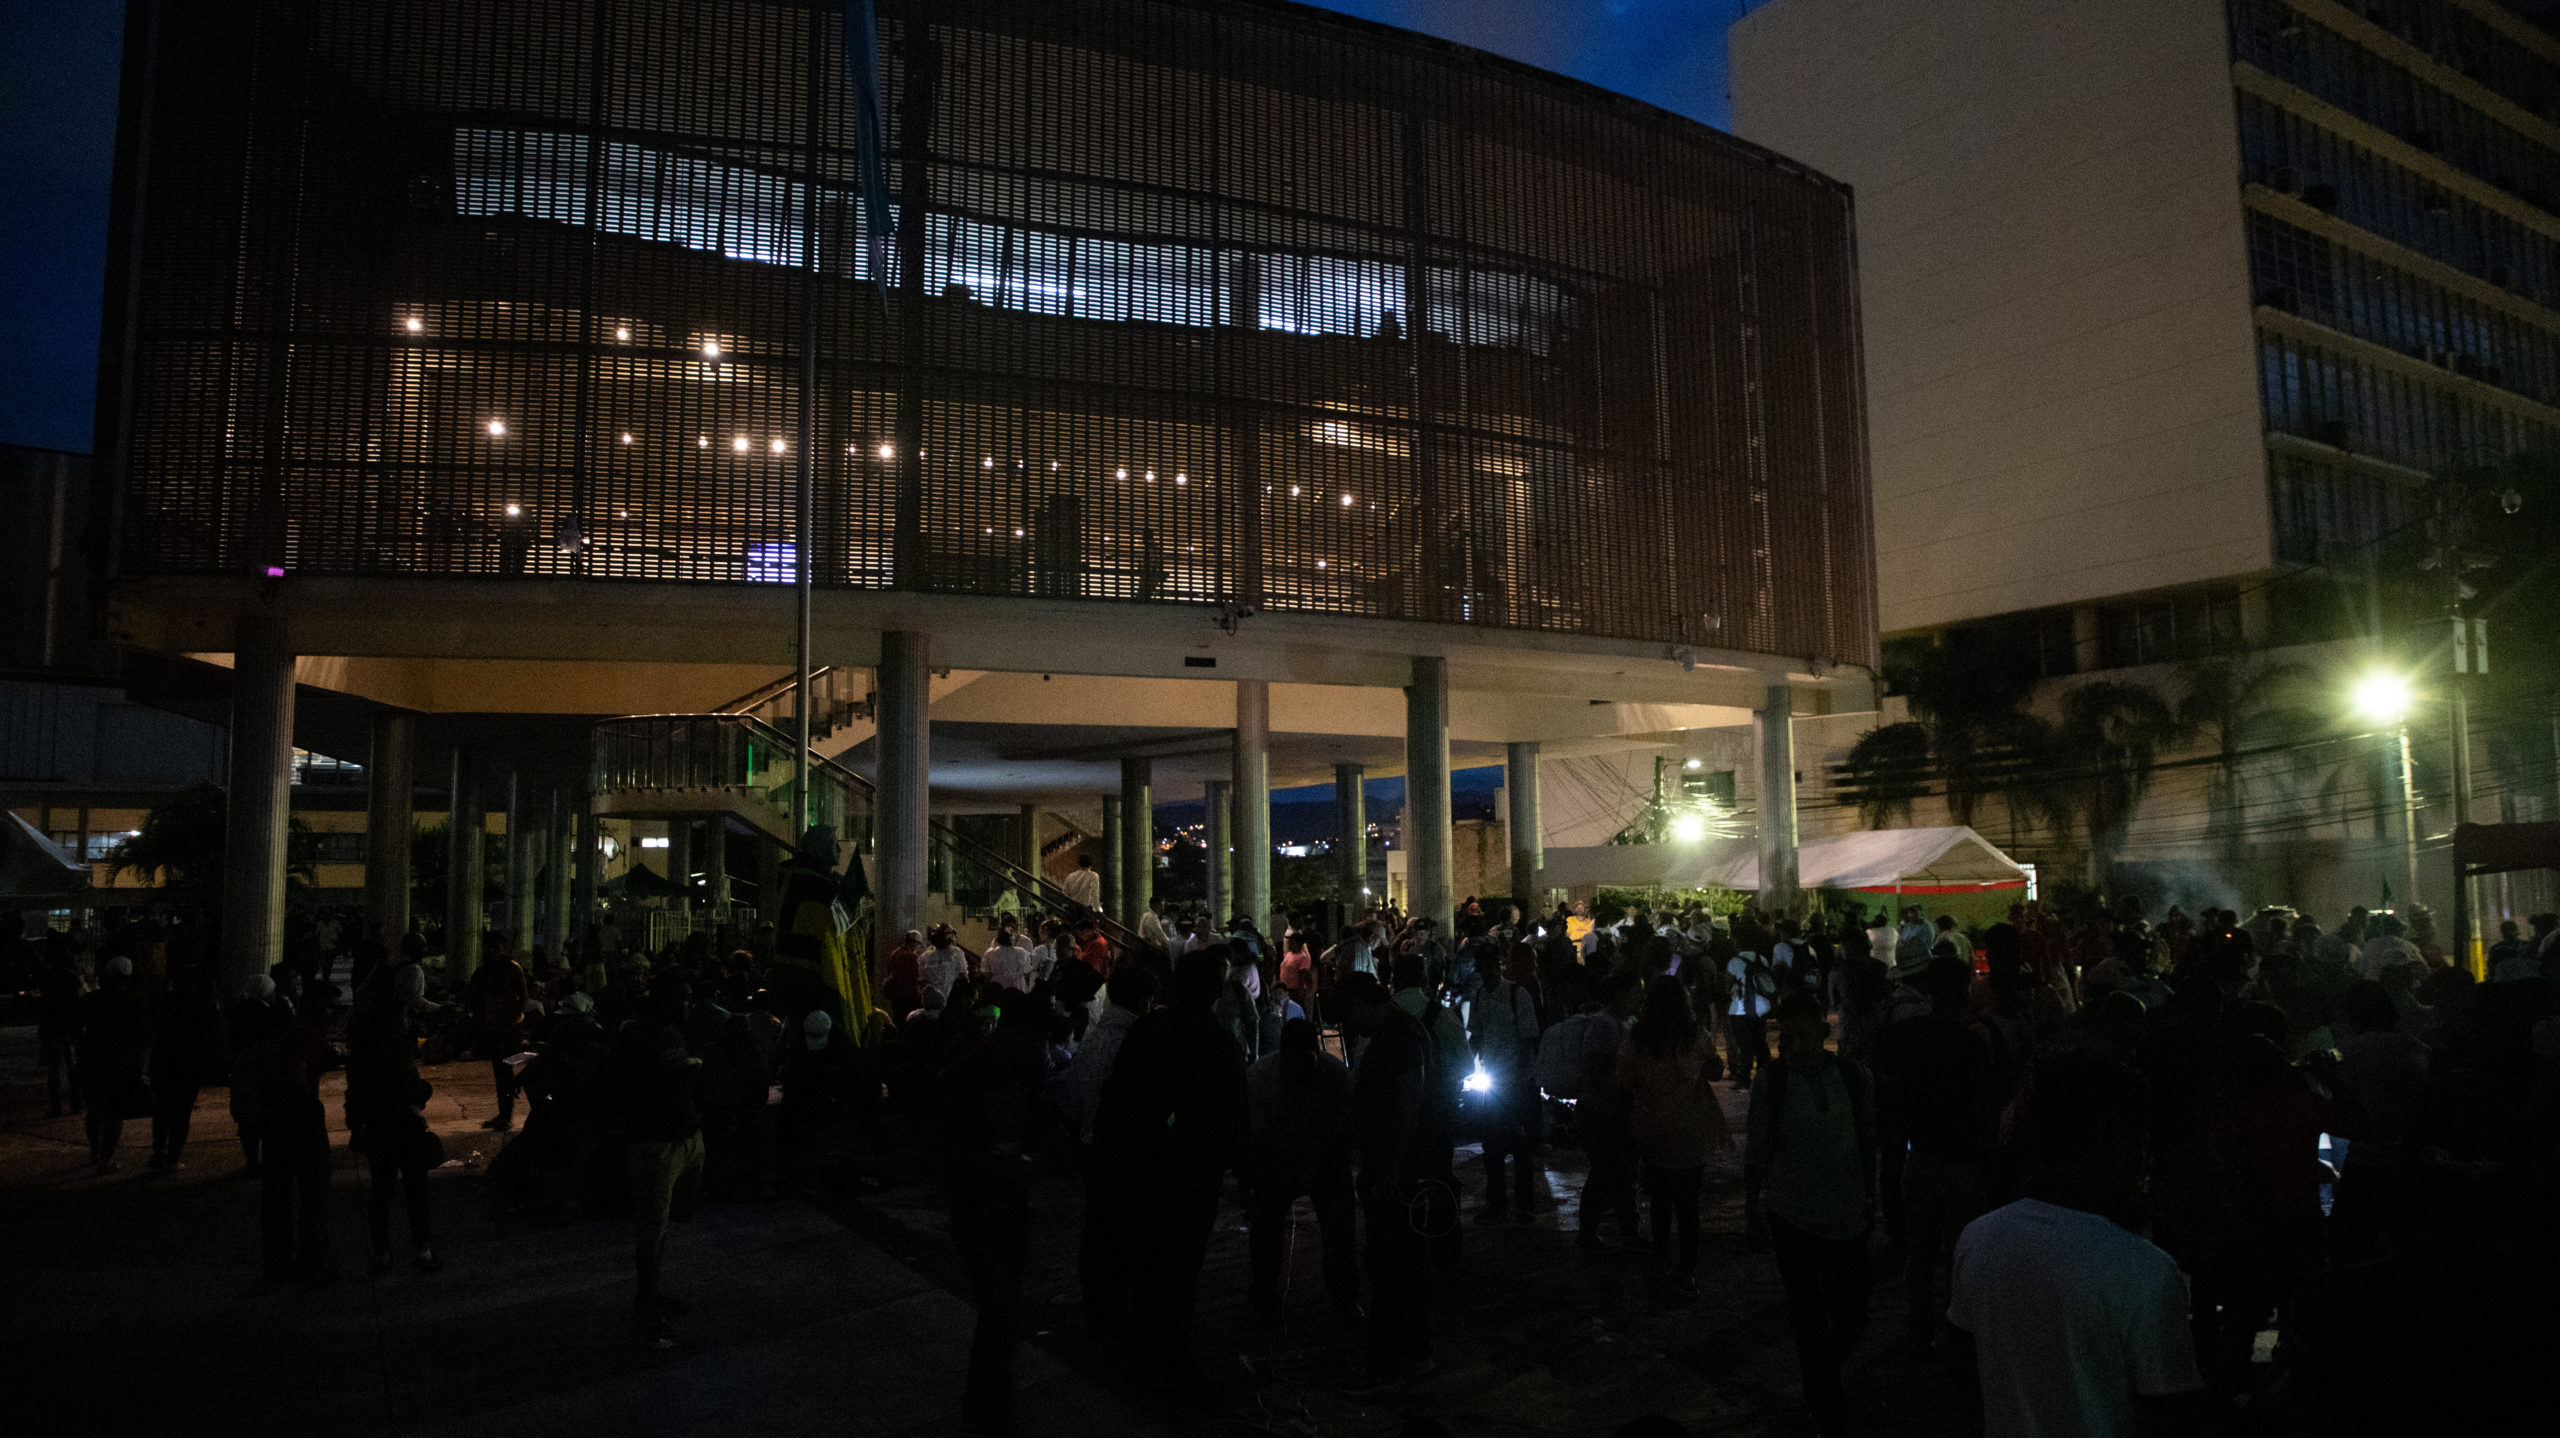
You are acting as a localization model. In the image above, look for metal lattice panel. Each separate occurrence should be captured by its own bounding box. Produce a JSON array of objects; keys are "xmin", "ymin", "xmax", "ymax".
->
[{"xmin": 107, "ymin": 0, "xmax": 1877, "ymax": 666}]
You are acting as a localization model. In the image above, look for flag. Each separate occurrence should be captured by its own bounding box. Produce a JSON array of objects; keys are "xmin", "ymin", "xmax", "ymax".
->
[{"xmin": 843, "ymin": 0, "xmax": 894, "ymax": 293}]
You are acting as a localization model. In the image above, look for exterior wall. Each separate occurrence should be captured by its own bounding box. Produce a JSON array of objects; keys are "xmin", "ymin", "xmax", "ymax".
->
[
  {"xmin": 107, "ymin": 0, "xmax": 1876, "ymax": 668},
  {"xmin": 1732, "ymin": 0, "xmax": 2272, "ymax": 634}
]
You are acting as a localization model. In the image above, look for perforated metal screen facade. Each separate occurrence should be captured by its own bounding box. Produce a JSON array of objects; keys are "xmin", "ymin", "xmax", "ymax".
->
[{"xmin": 106, "ymin": 0, "xmax": 1876, "ymax": 665}]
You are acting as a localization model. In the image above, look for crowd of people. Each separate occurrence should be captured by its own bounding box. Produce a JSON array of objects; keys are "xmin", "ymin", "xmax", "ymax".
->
[{"xmin": 17, "ymin": 881, "xmax": 2560, "ymax": 1435}]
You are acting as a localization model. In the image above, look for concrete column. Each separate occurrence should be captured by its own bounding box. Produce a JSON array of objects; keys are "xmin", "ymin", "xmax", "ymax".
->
[
  {"xmin": 1506, "ymin": 740, "xmax": 1543, "ymax": 914},
  {"xmin": 572, "ymin": 791, "xmax": 598, "ymax": 962},
  {"xmin": 504, "ymin": 771, "xmax": 534, "ymax": 946},
  {"xmin": 704, "ymin": 817, "xmax": 729, "ymax": 938},
  {"xmin": 445, "ymin": 748, "xmax": 486, "ymax": 985},
  {"xmin": 664, "ymin": 817, "xmax": 691, "ymax": 914},
  {"xmin": 1022, "ymin": 801, "xmax": 1048, "ymax": 905},
  {"xmin": 1334, "ymin": 762, "xmax": 1366, "ymax": 914},
  {"xmin": 1405, "ymin": 656, "xmax": 1454, "ymax": 935},
  {"xmin": 363, "ymin": 709, "xmax": 413, "ymax": 954},
  {"xmin": 545, "ymin": 788, "xmax": 572, "ymax": 960},
  {"xmin": 1756, "ymin": 683, "xmax": 1801, "ymax": 915},
  {"xmin": 1099, "ymin": 796, "xmax": 1122, "ymax": 919},
  {"xmin": 1119, "ymin": 758, "xmax": 1154, "ymax": 927},
  {"xmin": 1233, "ymin": 678, "xmax": 1271, "ymax": 934},
  {"xmin": 1204, "ymin": 778, "xmax": 1232, "ymax": 924},
  {"xmin": 875, "ymin": 629, "xmax": 931, "ymax": 944},
  {"xmin": 221, "ymin": 616, "xmax": 296, "ymax": 992}
]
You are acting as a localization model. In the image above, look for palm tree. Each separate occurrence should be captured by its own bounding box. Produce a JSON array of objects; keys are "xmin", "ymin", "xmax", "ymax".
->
[
  {"xmin": 1833, "ymin": 640, "xmax": 2052, "ymax": 831},
  {"xmin": 2052, "ymin": 681, "xmax": 2182, "ymax": 887},
  {"xmin": 2174, "ymin": 655, "xmax": 2323, "ymax": 872},
  {"xmin": 113, "ymin": 783, "xmax": 319, "ymax": 905}
]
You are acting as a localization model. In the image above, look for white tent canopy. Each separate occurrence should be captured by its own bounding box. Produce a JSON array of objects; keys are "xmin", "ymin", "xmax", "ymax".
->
[{"xmin": 1543, "ymin": 827, "xmax": 2027, "ymax": 894}]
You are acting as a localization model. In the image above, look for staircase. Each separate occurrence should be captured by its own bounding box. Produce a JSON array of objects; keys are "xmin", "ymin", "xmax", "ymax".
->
[{"xmin": 590, "ymin": 710, "xmax": 1160, "ymax": 959}]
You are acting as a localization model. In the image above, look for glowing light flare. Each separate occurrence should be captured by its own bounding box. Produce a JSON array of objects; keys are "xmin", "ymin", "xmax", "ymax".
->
[
  {"xmin": 1670, "ymin": 812, "xmax": 1709, "ymax": 844},
  {"xmin": 2352, "ymin": 670, "xmax": 2416, "ymax": 727},
  {"xmin": 403, "ymin": 316, "xmax": 423, "ymax": 333},
  {"xmin": 485, "ymin": 419, "xmax": 506, "ymax": 437},
  {"xmin": 1462, "ymin": 1062, "xmax": 1494, "ymax": 1095}
]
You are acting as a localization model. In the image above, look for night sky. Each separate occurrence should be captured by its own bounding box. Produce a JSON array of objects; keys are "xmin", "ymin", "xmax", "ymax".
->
[{"xmin": 0, "ymin": 1, "xmax": 1752, "ymax": 453}]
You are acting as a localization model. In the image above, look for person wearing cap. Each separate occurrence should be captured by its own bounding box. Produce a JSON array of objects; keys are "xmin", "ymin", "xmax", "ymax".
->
[
  {"xmin": 883, "ymin": 929, "xmax": 925, "ymax": 1019},
  {"xmin": 226, "ymin": 975, "xmax": 296, "ymax": 1176},
  {"xmin": 920, "ymin": 925, "xmax": 975, "ymax": 1015},
  {"xmin": 78, "ymin": 954, "xmax": 153, "ymax": 1175}
]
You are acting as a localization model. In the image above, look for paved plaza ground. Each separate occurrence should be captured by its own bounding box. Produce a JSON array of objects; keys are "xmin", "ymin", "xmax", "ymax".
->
[{"xmin": 0, "ymin": 1023, "xmax": 1973, "ymax": 1438}]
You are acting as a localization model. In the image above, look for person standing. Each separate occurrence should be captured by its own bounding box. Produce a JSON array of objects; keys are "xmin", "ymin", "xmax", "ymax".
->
[
  {"xmin": 883, "ymin": 929, "xmax": 925, "ymax": 1019},
  {"xmin": 1617, "ymin": 977, "xmax": 1731, "ymax": 1299},
  {"xmin": 78, "ymin": 955, "xmax": 153, "ymax": 1174},
  {"xmin": 1947, "ymin": 1054, "xmax": 2204, "ymax": 1438},
  {"xmin": 938, "ymin": 989, "xmax": 1046, "ymax": 1436},
  {"xmin": 1746, "ymin": 993, "xmax": 1878, "ymax": 1438},
  {"xmin": 919, "ymin": 925, "xmax": 976, "ymax": 1016},
  {"xmin": 37, "ymin": 942, "xmax": 86, "ymax": 1119},
  {"xmin": 1336, "ymin": 972, "xmax": 1436, "ymax": 1390},
  {"xmin": 1466, "ymin": 944, "xmax": 1542, "ymax": 1223},
  {"xmin": 147, "ymin": 963, "xmax": 228, "ymax": 1173},
  {"xmin": 1086, "ymin": 948, "xmax": 1247, "ymax": 1383},
  {"xmin": 981, "ymin": 921, "xmax": 1034, "ymax": 992},
  {"xmin": 260, "ymin": 984, "xmax": 342, "ymax": 1282},
  {"xmin": 1725, "ymin": 945, "xmax": 1776, "ymax": 1089},
  {"xmin": 616, "ymin": 985, "xmax": 706, "ymax": 1347},
  {"xmin": 348, "ymin": 960, "xmax": 440, "ymax": 1274},
  {"xmin": 226, "ymin": 975, "xmax": 295, "ymax": 1175},
  {"xmin": 1872, "ymin": 957, "xmax": 1993, "ymax": 1352},
  {"xmin": 1061, "ymin": 852, "xmax": 1104, "ymax": 912},
  {"xmin": 467, "ymin": 943, "xmax": 532, "ymax": 1131},
  {"xmin": 1244, "ymin": 1017, "xmax": 1360, "ymax": 1322}
]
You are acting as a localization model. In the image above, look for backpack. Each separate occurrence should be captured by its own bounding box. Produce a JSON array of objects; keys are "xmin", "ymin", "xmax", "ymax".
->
[{"xmin": 1741, "ymin": 952, "xmax": 1779, "ymax": 998}]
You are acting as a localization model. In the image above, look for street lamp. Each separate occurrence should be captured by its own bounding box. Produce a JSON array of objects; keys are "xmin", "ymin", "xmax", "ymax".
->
[
  {"xmin": 1670, "ymin": 811, "xmax": 1709, "ymax": 844},
  {"xmin": 2351, "ymin": 668, "xmax": 2422, "ymax": 919}
]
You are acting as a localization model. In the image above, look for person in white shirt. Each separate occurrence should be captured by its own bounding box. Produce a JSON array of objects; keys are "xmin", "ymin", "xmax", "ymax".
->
[
  {"xmin": 982, "ymin": 922, "xmax": 1035, "ymax": 992},
  {"xmin": 2356, "ymin": 913, "xmax": 2424, "ymax": 981},
  {"xmin": 1725, "ymin": 948, "xmax": 1775, "ymax": 1086},
  {"xmin": 919, "ymin": 925, "xmax": 975, "ymax": 1012},
  {"xmin": 1138, "ymin": 901, "xmax": 1168, "ymax": 950},
  {"xmin": 1948, "ymin": 1053, "xmax": 2203, "ymax": 1438},
  {"xmin": 1060, "ymin": 853, "xmax": 1103, "ymax": 912}
]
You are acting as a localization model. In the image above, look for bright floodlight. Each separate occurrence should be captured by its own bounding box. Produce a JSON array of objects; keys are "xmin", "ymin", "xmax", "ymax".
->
[
  {"xmin": 1683, "ymin": 757, "xmax": 1703, "ymax": 771},
  {"xmin": 2352, "ymin": 671, "xmax": 2414, "ymax": 726},
  {"xmin": 1670, "ymin": 812, "xmax": 1709, "ymax": 843}
]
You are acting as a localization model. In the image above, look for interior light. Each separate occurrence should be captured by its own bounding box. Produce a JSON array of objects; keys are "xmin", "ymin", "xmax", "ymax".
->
[
  {"xmin": 1341, "ymin": 493, "xmax": 1355, "ymax": 507},
  {"xmin": 1116, "ymin": 468, "xmax": 1128, "ymax": 480},
  {"xmin": 1684, "ymin": 757, "xmax": 1703, "ymax": 771},
  {"xmin": 1671, "ymin": 812, "xmax": 1708, "ymax": 843},
  {"xmin": 504, "ymin": 503, "xmax": 523, "ymax": 517},
  {"xmin": 615, "ymin": 326, "xmax": 631, "ymax": 341},
  {"xmin": 1290, "ymin": 485, "xmax": 1302, "ymax": 497},
  {"xmin": 733, "ymin": 436, "xmax": 750, "ymax": 452},
  {"xmin": 1049, "ymin": 461, "xmax": 1059, "ymax": 470},
  {"xmin": 702, "ymin": 340, "xmax": 721, "ymax": 359},
  {"xmin": 983, "ymin": 456, "xmax": 995, "ymax": 469},
  {"xmin": 620, "ymin": 432, "xmax": 633, "ymax": 445},
  {"xmin": 877, "ymin": 443, "xmax": 895, "ymax": 460},
  {"xmin": 1012, "ymin": 528, "xmax": 1024, "ymax": 537},
  {"xmin": 698, "ymin": 436, "xmax": 710, "ymax": 449},
  {"xmin": 404, "ymin": 316, "xmax": 423, "ymax": 333},
  {"xmin": 1316, "ymin": 559, "xmax": 1328, "ymax": 569},
  {"xmin": 1145, "ymin": 470, "xmax": 1156, "ymax": 482},
  {"xmin": 486, "ymin": 419, "xmax": 506, "ymax": 436},
  {"xmin": 1174, "ymin": 472, "xmax": 1187, "ymax": 485},
  {"xmin": 770, "ymin": 438, "xmax": 787, "ymax": 454}
]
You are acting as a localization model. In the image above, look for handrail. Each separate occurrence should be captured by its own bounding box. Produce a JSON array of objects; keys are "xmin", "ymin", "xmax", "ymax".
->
[
  {"xmin": 591, "ymin": 711, "xmax": 1161, "ymax": 961},
  {"xmin": 715, "ymin": 664, "xmax": 841, "ymax": 716}
]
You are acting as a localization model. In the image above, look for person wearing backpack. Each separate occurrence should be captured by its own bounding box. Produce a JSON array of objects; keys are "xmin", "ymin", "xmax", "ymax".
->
[
  {"xmin": 1465, "ymin": 944, "xmax": 1542, "ymax": 1223},
  {"xmin": 1724, "ymin": 946, "xmax": 1778, "ymax": 1089},
  {"xmin": 1746, "ymin": 992, "xmax": 1878, "ymax": 1438}
]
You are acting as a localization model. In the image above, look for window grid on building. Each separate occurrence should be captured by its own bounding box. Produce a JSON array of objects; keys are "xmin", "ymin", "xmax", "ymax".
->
[{"xmin": 107, "ymin": 0, "xmax": 1877, "ymax": 667}]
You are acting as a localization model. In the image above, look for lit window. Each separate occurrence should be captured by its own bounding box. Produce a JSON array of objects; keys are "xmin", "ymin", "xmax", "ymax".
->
[
  {"xmin": 744, "ymin": 542, "xmax": 796, "ymax": 583},
  {"xmin": 733, "ymin": 436, "xmax": 750, "ymax": 452},
  {"xmin": 770, "ymin": 437, "xmax": 787, "ymax": 454},
  {"xmin": 486, "ymin": 419, "xmax": 506, "ymax": 436},
  {"xmin": 404, "ymin": 316, "xmax": 423, "ymax": 333}
]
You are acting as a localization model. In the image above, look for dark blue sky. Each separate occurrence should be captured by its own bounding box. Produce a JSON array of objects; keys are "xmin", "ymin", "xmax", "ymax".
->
[{"xmin": 0, "ymin": 2, "xmax": 1750, "ymax": 453}]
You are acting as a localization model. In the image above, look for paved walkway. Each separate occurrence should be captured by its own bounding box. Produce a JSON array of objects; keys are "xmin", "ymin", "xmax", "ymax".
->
[{"xmin": 1, "ymin": 1024, "xmax": 1973, "ymax": 1438}]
